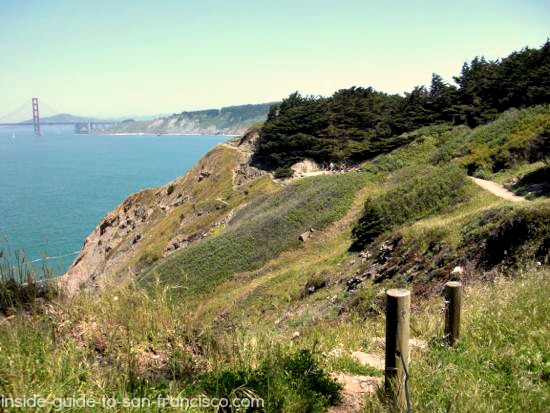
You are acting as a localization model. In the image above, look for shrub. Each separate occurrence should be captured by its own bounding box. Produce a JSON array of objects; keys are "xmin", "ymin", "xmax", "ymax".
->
[
  {"xmin": 377, "ymin": 165, "xmax": 467, "ymax": 226},
  {"xmin": 350, "ymin": 200, "xmax": 387, "ymax": 251},
  {"xmin": 456, "ymin": 106, "xmax": 550, "ymax": 174},
  {"xmin": 273, "ymin": 167, "xmax": 294, "ymax": 179},
  {"xmin": 351, "ymin": 165, "xmax": 467, "ymax": 250},
  {"xmin": 462, "ymin": 204, "xmax": 550, "ymax": 268},
  {"xmin": 200, "ymin": 348, "xmax": 341, "ymax": 412}
]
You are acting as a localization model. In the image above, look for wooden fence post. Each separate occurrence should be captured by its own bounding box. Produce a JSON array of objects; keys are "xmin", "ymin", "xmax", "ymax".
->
[
  {"xmin": 385, "ymin": 288, "xmax": 411, "ymax": 412},
  {"xmin": 444, "ymin": 281, "xmax": 462, "ymax": 346}
]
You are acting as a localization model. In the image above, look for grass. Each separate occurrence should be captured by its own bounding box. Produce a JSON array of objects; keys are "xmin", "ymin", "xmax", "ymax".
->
[
  {"xmin": 0, "ymin": 107, "xmax": 548, "ymax": 412},
  {"xmin": 1, "ymin": 258, "xmax": 547, "ymax": 412},
  {"xmin": 0, "ymin": 250, "xmax": 59, "ymax": 313},
  {"xmin": 363, "ymin": 267, "xmax": 550, "ymax": 412},
  {"xmin": 93, "ymin": 144, "xmax": 279, "ymax": 286},
  {"xmin": 352, "ymin": 164, "xmax": 468, "ymax": 249},
  {"xmin": 452, "ymin": 105, "xmax": 550, "ymax": 176},
  {"xmin": 460, "ymin": 202, "xmax": 550, "ymax": 268},
  {"xmin": 184, "ymin": 185, "xmax": 371, "ymax": 327},
  {"xmin": 142, "ymin": 172, "xmax": 369, "ymax": 296},
  {"xmin": 199, "ymin": 347, "xmax": 342, "ymax": 412}
]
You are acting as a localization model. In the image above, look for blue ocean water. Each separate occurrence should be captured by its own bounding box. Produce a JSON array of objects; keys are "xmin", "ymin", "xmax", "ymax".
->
[{"xmin": 0, "ymin": 125, "xmax": 228, "ymax": 274}]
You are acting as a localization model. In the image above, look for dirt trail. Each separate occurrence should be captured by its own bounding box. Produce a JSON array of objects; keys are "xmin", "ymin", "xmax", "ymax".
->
[
  {"xmin": 469, "ymin": 177, "xmax": 527, "ymax": 202},
  {"xmin": 329, "ymin": 373, "xmax": 382, "ymax": 413}
]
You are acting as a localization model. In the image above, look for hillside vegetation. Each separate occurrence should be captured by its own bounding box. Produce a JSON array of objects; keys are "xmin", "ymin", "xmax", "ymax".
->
[
  {"xmin": 142, "ymin": 172, "xmax": 368, "ymax": 295},
  {"xmin": 1, "ymin": 103, "xmax": 547, "ymax": 412},
  {"xmin": 253, "ymin": 41, "xmax": 549, "ymax": 170},
  {"xmin": 1, "ymin": 44, "xmax": 549, "ymax": 412}
]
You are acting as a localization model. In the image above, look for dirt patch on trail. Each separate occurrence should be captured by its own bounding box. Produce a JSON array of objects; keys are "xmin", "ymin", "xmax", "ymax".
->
[
  {"xmin": 351, "ymin": 351, "xmax": 385, "ymax": 371},
  {"xmin": 470, "ymin": 177, "xmax": 527, "ymax": 202},
  {"xmin": 329, "ymin": 373, "xmax": 383, "ymax": 413}
]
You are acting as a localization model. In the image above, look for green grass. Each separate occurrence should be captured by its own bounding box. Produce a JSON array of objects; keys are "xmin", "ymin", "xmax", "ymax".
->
[
  {"xmin": 363, "ymin": 105, "xmax": 549, "ymax": 179},
  {"xmin": 352, "ymin": 164, "xmax": 468, "ymax": 249},
  {"xmin": 142, "ymin": 172, "xmax": 369, "ymax": 295},
  {"xmin": 199, "ymin": 347, "xmax": 342, "ymax": 412},
  {"xmin": 452, "ymin": 105, "xmax": 550, "ymax": 176},
  {"xmin": 328, "ymin": 354, "xmax": 383, "ymax": 377},
  {"xmin": 364, "ymin": 267, "xmax": 550, "ymax": 412},
  {"xmin": 360, "ymin": 123, "xmax": 467, "ymax": 175},
  {"xmin": 0, "ymin": 250, "xmax": 59, "ymax": 312},
  {"xmin": 1, "ymin": 107, "xmax": 548, "ymax": 412}
]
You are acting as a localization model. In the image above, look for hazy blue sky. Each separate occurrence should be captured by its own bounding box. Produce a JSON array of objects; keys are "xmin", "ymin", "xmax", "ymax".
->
[{"xmin": 1, "ymin": 0, "xmax": 548, "ymax": 118}]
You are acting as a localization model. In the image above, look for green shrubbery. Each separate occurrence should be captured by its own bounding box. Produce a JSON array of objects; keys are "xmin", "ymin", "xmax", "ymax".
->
[
  {"xmin": 350, "ymin": 200, "xmax": 387, "ymax": 251},
  {"xmin": 200, "ymin": 348, "xmax": 341, "ymax": 412},
  {"xmin": 462, "ymin": 204, "xmax": 550, "ymax": 268},
  {"xmin": 351, "ymin": 165, "xmax": 467, "ymax": 250},
  {"xmin": 459, "ymin": 106, "xmax": 550, "ymax": 175},
  {"xmin": 273, "ymin": 166, "xmax": 294, "ymax": 179}
]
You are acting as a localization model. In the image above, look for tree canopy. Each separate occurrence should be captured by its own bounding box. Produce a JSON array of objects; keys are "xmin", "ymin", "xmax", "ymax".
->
[{"xmin": 252, "ymin": 41, "xmax": 550, "ymax": 169}]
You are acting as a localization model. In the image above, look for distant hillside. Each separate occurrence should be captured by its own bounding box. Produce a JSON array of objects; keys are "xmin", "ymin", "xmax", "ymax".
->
[
  {"xmin": 104, "ymin": 102, "xmax": 275, "ymax": 135},
  {"xmin": 21, "ymin": 113, "xmax": 163, "ymax": 124},
  {"xmin": 22, "ymin": 113, "xmax": 100, "ymax": 123}
]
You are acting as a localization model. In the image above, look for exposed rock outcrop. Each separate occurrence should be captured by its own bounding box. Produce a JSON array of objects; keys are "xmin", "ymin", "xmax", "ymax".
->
[
  {"xmin": 62, "ymin": 133, "xmax": 276, "ymax": 294},
  {"xmin": 291, "ymin": 159, "xmax": 322, "ymax": 176}
]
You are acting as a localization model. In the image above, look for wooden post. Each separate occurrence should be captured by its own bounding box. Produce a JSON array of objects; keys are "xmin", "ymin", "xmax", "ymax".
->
[
  {"xmin": 444, "ymin": 281, "xmax": 462, "ymax": 346},
  {"xmin": 385, "ymin": 288, "xmax": 411, "ymax": 412}
]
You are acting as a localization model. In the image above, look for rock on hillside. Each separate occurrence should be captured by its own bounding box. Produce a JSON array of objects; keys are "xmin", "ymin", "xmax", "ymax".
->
[{"xmin": 62, "ymin": 131, "xmax": 274, "ymax": 293}]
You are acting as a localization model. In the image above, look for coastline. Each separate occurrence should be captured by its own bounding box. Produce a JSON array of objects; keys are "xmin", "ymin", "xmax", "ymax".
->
[{"xmin": 103, "ymin": 133, "xmax": 240, "ymax": 137}]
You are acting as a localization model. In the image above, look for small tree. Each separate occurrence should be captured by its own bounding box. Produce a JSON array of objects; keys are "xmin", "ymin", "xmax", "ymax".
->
[
  {"xmin": 350, "ymin": 199, "xmax": 386, "ymax": 251},
  {"xmin": 273, "ymin": 166, "xmax": 294, "ymax": 179}
]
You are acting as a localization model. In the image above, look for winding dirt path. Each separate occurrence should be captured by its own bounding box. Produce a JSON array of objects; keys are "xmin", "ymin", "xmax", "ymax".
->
[{"xmin": 469, "ymin": 177, "xmax": 527, "ymax": 202}]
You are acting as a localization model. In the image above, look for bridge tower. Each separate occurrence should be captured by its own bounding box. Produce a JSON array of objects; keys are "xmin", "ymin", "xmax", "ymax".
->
[{"xmin": 32, "ymin": 97, "xmax": 41, "ymax": 136}]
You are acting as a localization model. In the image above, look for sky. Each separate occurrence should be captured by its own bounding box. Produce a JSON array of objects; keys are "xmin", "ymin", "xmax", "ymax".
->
[{"xmin": 0, "ymin": 0, "xmax": 549, "ymax": 119}]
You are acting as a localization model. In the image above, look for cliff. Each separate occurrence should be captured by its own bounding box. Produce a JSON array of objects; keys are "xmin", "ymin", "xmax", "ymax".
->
[{"xmin": 62, "ymin": 129, "xmax": 276, "ymax": 292}]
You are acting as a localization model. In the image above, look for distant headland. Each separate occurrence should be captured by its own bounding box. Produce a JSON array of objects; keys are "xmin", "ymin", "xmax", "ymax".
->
[{"xmin": 103, "ymin": 102, "xmax": 275, "ymax": 136}]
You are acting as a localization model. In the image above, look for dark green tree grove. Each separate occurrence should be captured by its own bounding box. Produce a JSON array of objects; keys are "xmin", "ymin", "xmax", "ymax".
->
[{"xmin": 252, "ymin": 41, "xmax": 550, "ymax": 170}]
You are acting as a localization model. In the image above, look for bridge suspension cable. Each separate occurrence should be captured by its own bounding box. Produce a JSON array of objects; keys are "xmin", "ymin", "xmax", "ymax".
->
[
  {"xmin": 0, "ymin": 98, "xmax": 63, "ymax": 125},
  {"xmin": 0, "ymin": 100, "xmax": 31, "ymax": 123},
  {"xmin": 39, "ymin": 100, "xmax": 64, "ymax": 118}
]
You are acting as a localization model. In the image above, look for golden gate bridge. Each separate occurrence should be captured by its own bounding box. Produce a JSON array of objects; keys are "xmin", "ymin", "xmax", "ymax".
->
[{"xmin": 0, "ymin": 98, "xmax": 120, "ymax": 135}]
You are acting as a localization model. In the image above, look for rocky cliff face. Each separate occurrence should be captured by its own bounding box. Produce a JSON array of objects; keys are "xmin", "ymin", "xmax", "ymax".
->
[{"xmin": 62, "ymin": 131, "xmax": 274, "ymax": 293}]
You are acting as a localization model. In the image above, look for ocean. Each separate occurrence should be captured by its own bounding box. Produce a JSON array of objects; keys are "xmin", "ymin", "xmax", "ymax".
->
[{"xmin": 0, "ymin": 125, "xmax": 228, "ymax": 274}]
